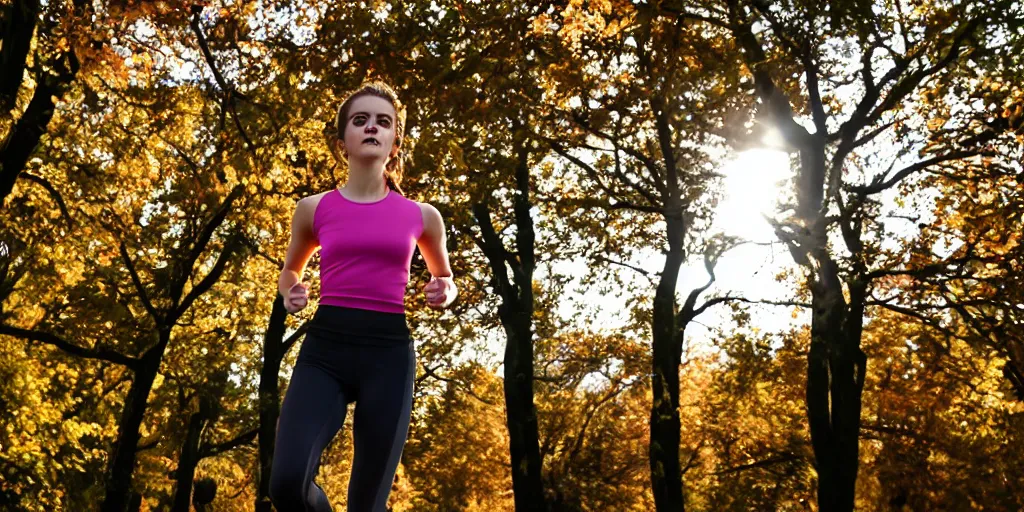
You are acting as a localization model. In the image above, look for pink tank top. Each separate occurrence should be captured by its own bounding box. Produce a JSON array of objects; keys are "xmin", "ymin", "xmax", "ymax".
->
[{"xmin": 313, "ymin": 189, "xmax": 424, "ymax": 314}]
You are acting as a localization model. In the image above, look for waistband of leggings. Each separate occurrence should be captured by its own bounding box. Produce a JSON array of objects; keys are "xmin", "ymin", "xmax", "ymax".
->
[{"xmin": 308, "ymin": 304, "xmax": 411, "ymax": 344}]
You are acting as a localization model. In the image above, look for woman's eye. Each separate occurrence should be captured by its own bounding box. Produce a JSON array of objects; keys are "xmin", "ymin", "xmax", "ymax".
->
[
  {"xmin": 379, "ymin": 119, "xmax": 391, "ymax": 128},
  {"xmin": 353, "ymin": 117, "xmax": 366, "ymax": 125}
]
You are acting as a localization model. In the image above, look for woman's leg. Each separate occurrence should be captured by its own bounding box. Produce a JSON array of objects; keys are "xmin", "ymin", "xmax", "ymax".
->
[
  {"xmin": 346, "ymin": 344, "xmax": 416, "ymax": 512},
  {"xmin": 270, "ymin": 362, "xmax": 349, "ymax": 512}
]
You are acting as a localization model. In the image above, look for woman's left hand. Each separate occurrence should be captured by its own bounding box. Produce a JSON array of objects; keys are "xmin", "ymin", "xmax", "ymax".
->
[{"xmin": 423, "ymin": 276, "xmax": 457, "ymax": 309}]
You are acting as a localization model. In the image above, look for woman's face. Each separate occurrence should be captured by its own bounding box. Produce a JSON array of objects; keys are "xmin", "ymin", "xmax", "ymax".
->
[{"xmin": 340, "ymin": 95, "xmax": 399, "ymax": 163}]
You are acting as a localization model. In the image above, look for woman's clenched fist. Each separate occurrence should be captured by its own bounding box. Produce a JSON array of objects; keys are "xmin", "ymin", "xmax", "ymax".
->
[{"xmin": 285, "ymin": 281, "xmax": 310, "ymax": 314}]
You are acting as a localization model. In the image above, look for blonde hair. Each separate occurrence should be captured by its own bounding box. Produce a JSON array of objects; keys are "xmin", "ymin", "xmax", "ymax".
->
[{"xmin": 330, "ymin": 81, "xmax": 407, "ymax": 195}]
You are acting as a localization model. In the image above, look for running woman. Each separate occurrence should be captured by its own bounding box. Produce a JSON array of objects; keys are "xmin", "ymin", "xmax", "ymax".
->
[{"xmin": 270, "ymin": 81, "xmax": 457, "ymax": 512}]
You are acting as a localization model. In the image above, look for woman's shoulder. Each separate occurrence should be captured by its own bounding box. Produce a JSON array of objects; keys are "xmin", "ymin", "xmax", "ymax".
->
[
  {"xmin": 411, "ymin": 199, "xmax": 440, "ymax": 216},
  {"xmin": 294, "ymin": 190, "xmax": 336, "ymax": 234},
  {"xmin": 304, "ymin": 189, "xmax": 335, "ymax": 203},
  {"xmin": 297, "ymin": 190, "xmax": 334, "ymax": 211},
  {"xmin": 412, "ymin": 200, "xmax": 444, "ymax": 237}
]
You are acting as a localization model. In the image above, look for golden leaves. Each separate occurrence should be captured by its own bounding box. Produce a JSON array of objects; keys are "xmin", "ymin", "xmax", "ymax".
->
[
  {"xmin": 447, "ymin": 139, "xmax": 469, "ymax": 172},
  {"xmin": 553, "ymin": 0, "xmax": 631, "ymax": 52},
  {"xmin": 926, "ymin": 116, "xmax": 947, "ymax": 131},
  {"xmin": 532, "ymin": 13, "xmax": 555, "ymax": 36}
]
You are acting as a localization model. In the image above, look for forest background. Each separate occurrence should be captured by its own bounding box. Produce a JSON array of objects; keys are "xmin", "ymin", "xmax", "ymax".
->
[{"xmin": 1, "ymin": 0, "xmax": 1023, "ymax": 511}]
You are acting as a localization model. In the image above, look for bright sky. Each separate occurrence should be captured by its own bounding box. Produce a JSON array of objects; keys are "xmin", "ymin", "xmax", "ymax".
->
[{"xmin": 545, "ymin": 148, "xmax": 803, "ymax": 351}]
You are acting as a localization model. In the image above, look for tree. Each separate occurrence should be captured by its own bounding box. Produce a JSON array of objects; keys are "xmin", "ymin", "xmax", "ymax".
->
[
  {"xmin": 533, "ymin": 329, "xmax": 654, "ymax": 511},
  {"xmin": 403, "ymin": 361, "xmax": 514, "ymax": 511},
  {"xmin": 1, "ymin": 3, "xmax": 286, "ymax": 508},
  {"xmin": 685, "ymin": 0, "xmax": 1024, "ymax": 508},
  {"xmin": 4, "ymin": 1, "xmax": 1021, "ymax": 510},
  {"xmin": 531, "ymin": 3, "xmax": 749, "ymax": 509},
  {"xmin": 1, "ymin": 0, "xmax": 89, "ymax": 205},
  {"xmin": 696, "ymin": 325, "xmax": 814, "ymax": 511}
]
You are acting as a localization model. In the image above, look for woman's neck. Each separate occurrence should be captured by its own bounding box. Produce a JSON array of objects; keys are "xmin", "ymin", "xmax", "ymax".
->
[{"xmin": 341, "ymin": 161, "xmax": 388, "ymax": 200}]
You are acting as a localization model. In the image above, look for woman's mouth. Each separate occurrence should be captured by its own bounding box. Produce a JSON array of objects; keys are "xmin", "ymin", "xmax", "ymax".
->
[{"xmin": 363, "ymin": 138, "xmax": 380, "ymax": 145}]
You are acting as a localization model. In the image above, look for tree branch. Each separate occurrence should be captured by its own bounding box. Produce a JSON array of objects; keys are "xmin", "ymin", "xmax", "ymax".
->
[
  {"xmin": 864, "ymin": 14, "xmax": 984, "ymax": 125},
  {"xmin": 174, "ymin": 231, "xmax": 245, "ymax": 321},
  {"xmin": 200, "ymin": 428, "xmax": 258, "ymax": 458},
  {"xmin": 850, "ymin": 120, "xmax": 897, "ymax": 150},
  {"xmin": 721, "ymin": 297, "xmax": 812, "ymax": 309},
  {"xmin": 0, "ymin": 324, "xmax": 139, "ymax": 367},
  {"xmin": 418, "ymin": 365, "xmax": 496, "ymax": 406},
  {"xmin": 282, "ymin": 320, "xmax": 309, "ymax": 353},
  {"xmin": 594, "ymin": 254, "xmax": 654, "ymax": 279},
  {"xmin": 120, "ymin": 240, "xmax": 162, "ymax": 322},
  {"xmin": 547, "ymin": 138, "xmax": 661, "ymax": 209},
  {"xmin": 0, "ymin": 0, "xmax": 41, "ymax": 110},
  {"xmin": 652, "ymin": 4, "xmax": 731, "ymax": 30},
  {"xmin": 851, "ymin": 149, "xmax": 981, "ymax": 195},
  {"xmin": 172, "ymin": 184, "xmax": 244, "ymax": 307},
  {"xmin": 20, "ymin": 172, "xmax": 72, "ymax": 225},
  {"xmin": 713, "ymin": 453, "xmax": 800, "ymax": 475},
  {"xmin": 726, "ymin": 1, "xmax": 813, "ymax": 150},
  {"xmin": 472, "ymin": 200, "xmax": 516, "ymax": 299},
  {"xmin": 190, "ymin": 6, "xmax": 258, "ymax": 154}
]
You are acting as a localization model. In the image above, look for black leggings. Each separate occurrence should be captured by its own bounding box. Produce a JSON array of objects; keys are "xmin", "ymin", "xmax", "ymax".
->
[{"xmin": 270, "ymin": 305, "xmax": 415, "ymax": 512}]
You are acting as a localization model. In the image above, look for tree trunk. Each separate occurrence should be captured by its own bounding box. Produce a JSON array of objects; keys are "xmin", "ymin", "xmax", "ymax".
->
[
  {"xmin": 499, "ymin": 295, "xmax": 547, "ymax": 511},
  {"xmin": 127, "ymin": 491, "xmax": 142, "ymax": 511},
  {"xmin": 649, "ymin": 213, "xmax": 686, "ymax": 512},
  {"xmin": 1004, "ymin": 361, "xmax": 1024, "ymax": 401},
  {"xmin": 806, "ymin": 250, "xmax": 867, "ymax": 512},
  {"xmin": 0, "ymin": 9, "xmax": 79, "ymax": 206},
  {"xmin": 170, "ymin": 404, "xmax": 210, "ymax": 512},
  {"xmin": 1, "ymin": 76, "xmax": 63, "ymax": 204},
  {"xmin": 471, "ymin": 140, "xmax": 547, "ymax": 511},
  {"xmin": 1003, "ymin": 339, "xmax": 1024, "ymax": 400},
  {"xmin": 101, "ymin": 331, "xmax": 170, "ymax": 512},
  {"xmin": 171, "ymin": 367, "xmax": 228, "ymax": 512},
  {"xmin": 0, "ymin": 0, "xmax": 40, "ymax": 110},
  {"xmin": 256, "ymin": 295, "xmax": 289, "ymax": 512}
]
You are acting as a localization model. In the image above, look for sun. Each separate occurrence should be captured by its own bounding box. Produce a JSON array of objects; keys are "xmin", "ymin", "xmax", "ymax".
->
[
  {"xmin": 713, "ymin": 148, "xmax": 793, "ymax": 243},
  {"xmin": 671, "ymin": 147, "xmax": 801, "ymax": 341}
]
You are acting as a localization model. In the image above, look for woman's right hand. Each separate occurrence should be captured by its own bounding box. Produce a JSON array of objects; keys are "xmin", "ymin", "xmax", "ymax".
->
[{"xmin": 284, "ymin": 282, "xmax": 310, "ymax": 314}]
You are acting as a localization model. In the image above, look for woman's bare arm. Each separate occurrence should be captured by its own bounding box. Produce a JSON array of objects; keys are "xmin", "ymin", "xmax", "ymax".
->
[
  {"xmin": 278, "ymin": 196, "xmax": 320, "ymax": 299},
  {"xmin": 416, "ymin": 203, "xmax": 452, "ymax": 278},
  {"xmin": 417, "ymin": 202, "xmax": 457, "ymax": 308}
]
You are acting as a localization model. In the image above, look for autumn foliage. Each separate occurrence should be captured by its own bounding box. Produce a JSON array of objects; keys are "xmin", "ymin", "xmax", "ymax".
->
[{"xmin": 1, "ymin": 1, "xmax": 1022, "ymax": 511}]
